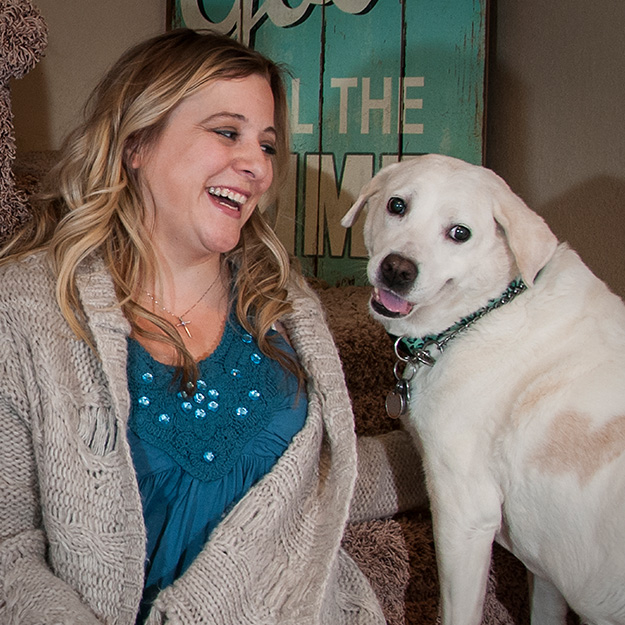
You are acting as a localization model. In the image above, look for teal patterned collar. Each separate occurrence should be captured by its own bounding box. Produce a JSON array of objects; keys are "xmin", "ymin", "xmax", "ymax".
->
[{"xmin": 396, "ymin": 278, "xmax": 527, "ymax": 367}]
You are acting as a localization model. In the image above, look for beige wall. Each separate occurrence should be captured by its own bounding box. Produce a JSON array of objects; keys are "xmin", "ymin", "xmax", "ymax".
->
[
  {"xmin": 486, "ymin": 0, "xmax": 625, "ymax": 298},
  {"xmin": 12, "ymin": 0, "xmax": 625, "ymax": 298},
  {"xmin": 11, "ymin": 0, "xmax": 167, "ymax": 152}
]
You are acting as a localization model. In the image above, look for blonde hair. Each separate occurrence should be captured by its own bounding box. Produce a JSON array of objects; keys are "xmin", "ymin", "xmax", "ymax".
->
[{"xmin": 2, "ymin": 29, "xmax": 303, "ymax": 386}]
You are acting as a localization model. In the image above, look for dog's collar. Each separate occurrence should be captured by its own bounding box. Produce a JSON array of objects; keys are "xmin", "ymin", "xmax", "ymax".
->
[
  {"xmin": 393, "ymin": 278, "xmax": 527, "ymax": 367},
  {"xmin": 385, "ymin": 277, "xmax": 527, "ymax": 419}
]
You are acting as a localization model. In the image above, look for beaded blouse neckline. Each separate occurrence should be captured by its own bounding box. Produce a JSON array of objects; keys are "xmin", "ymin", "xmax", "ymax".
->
[{"xmin": 127, "ymin": 317, "xmax": 286, "ymax": 483}]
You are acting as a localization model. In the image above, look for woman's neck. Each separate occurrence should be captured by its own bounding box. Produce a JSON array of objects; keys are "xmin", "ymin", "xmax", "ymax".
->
[{"xmin": 134, "ymin": 254, "xmax": 231, "ymax": 364}]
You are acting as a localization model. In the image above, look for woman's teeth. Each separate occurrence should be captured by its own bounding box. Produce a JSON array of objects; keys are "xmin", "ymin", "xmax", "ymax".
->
[{"xmin": 208, "ymin": 186, "xmax": 246, "ymax": 209}]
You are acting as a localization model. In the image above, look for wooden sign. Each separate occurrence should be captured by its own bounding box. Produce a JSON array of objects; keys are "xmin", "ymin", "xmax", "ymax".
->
[{"xmin": 171, "ymin": 0, "xmax": 488, "ymax": 284}]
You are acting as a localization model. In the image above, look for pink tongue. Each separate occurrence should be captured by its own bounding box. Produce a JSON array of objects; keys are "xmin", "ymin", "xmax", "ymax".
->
[{"xmin": 374, "ymin": 289, "xmax": 413, "ymax": 315}]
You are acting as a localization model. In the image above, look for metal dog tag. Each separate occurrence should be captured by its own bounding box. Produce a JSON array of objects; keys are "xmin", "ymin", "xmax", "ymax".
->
[{"xmin": 385, "ymin": 379, "xmax": 410, "ymax": 419}]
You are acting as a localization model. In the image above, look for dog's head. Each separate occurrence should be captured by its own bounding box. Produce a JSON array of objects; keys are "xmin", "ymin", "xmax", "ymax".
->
[{"xmin": 341, "ymin": 154, "xmax": 558, "ymax": 337}]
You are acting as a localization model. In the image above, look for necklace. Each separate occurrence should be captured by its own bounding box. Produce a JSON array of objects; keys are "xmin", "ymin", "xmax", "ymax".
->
[{"xmin": 146, "ymin": 273, "xmax": 222, "ymax": 339}]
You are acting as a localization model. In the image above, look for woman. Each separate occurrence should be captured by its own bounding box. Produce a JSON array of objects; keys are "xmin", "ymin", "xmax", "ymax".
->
[{"xmin": 0, "ymin": 29, "xmax": 423, "ymax": 624}]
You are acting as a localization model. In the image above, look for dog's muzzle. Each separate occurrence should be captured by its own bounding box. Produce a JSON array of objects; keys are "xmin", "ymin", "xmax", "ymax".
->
[
  {"xmin": 379, "ymin": 253, "xmax": 418, "ymax": 291},
  {"xmin": 371, "ymin": 253, "xmax": 417, "ymax": 317}
]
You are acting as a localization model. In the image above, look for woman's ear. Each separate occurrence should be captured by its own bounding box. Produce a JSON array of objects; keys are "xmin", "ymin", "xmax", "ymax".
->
[
  {"xmin": 130, "ymin": 152, "xmax": 141, "ymax": 169},
  {"xmin": 127, "ymin": 144, "xmax": 142, "ymax": 170},
  {"xmin": 124, "ymin": 133, "xmax": 145, "ymax": 171}
]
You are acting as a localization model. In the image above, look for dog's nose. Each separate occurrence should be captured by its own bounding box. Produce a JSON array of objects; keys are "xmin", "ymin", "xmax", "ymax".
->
[{"xmin": 379, "ymin": 253, "xmax": 418, "ymax": 292}]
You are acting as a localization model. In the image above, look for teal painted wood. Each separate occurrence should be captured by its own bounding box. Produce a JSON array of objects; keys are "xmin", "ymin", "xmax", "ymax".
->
[
  {"xmin": 172, "ymin": 0, "xmax": 487, "ymax": 285},
  {"xmin": 403, "ymin": 0, "xmax": 487, "ymax": 161}
]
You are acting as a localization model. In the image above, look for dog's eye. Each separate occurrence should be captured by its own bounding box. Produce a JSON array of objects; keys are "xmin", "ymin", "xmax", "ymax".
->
[
  {"xmin": 387, "ymin": 197, "xmax": 407, "ymax": 216},
  {"xmin": 448, "ymin": 225, "xmax": 472, "ymax": 243}
]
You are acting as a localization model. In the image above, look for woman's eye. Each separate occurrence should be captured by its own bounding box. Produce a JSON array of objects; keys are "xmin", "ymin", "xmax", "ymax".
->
[
  {"xmin": 262, "ymin": 143, "xmax": 277, "ymax": 156},
  {"xmin": 387, "ymin": 197, "xmax": 407, "ymax": 216},
  {"xmin": 214, "ymin": 129, "xmax": 237, "ymax": 140},
  {"xmin": 448, "ymin": 224, "xmax": 472, "ymax": 243}
]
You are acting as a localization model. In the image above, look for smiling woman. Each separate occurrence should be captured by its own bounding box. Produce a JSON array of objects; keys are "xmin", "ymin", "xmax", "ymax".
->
[
  {"xmin": 128, "ymin": 73, "xmax": 280, "ymax": 364},
  {"xmin": 131, "ymin": 75, "xmax": 276, "ymax": 273},
  {"xmin": 0, "ymin": 28, "xmax": 425, "ymax": 625}
]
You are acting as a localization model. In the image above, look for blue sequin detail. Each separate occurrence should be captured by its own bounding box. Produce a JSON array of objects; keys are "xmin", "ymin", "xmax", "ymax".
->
[
  {"xmin": 142, "ymin": 372, "xmax": 154, "ymax": 383},
  {"xmin": 127, "ymin": 314, "xmax": 292, "ymax": 483},
  {"xmin": 158, "ymin": 413, "xmax": 171, "ymax": 424},
  {"xmin": 139, "ymin": 396, "xmax": 151, "ymax": 407},
  {"xmin": 203, "ymin": 451, "xmax": 215, "ymax": 462},
  {"xmin": 241, "ymin": 333, "xmax": 253, "ymax": 344}
]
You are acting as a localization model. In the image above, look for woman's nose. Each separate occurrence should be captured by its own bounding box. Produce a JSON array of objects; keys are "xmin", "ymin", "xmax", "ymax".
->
[{"xmin": 235, "ymin": 141, "xmax": 272, "ymax": 182}]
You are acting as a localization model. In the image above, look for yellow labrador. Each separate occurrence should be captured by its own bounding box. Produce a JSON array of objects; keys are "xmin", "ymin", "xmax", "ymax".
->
[{"xmin": 342, "ymin": 154, "xmax": 625, "ymax": 625}]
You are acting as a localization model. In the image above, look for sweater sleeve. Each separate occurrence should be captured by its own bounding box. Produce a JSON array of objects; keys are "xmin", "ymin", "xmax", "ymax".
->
[
  {"xmin": 349, "ymin": 430, "xmax": 429, "ymax": 523},
  {"xmin": 0, "ymin": 334, "xmax": 103, "ymax": 624}
]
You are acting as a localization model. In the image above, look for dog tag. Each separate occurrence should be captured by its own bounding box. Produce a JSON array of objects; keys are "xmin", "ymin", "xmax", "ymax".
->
[{"xmin": 386, "ymin": 380, "xmax": 410, "ymax": 419}]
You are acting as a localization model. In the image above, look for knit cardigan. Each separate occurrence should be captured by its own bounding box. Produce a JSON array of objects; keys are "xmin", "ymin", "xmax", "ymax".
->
[{"xmin": 0, "ymin": 251, "xmax": 424, "ymax": 625}]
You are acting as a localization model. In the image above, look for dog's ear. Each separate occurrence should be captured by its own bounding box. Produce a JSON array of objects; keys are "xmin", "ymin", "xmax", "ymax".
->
[
  {"xmin": 341, "ymin": 170, "xmax": 387, "ymax": 228},
  {"xmin": 491, "ymin": 176, "xmax": 558, "ymax": 286},
  {"xmin": 341, "ymin": 184, "xmax": 373, "ymax": 228}
]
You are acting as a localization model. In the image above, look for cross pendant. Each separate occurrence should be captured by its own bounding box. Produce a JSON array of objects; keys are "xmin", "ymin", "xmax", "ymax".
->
[{"xmin": 177, "ymin": 317, "xmax": 192, "ymax": 338}]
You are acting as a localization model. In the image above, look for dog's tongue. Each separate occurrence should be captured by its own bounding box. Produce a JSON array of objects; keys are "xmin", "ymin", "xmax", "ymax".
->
[{"xmin": 373, "ymin": 288, "xmax": 413, "ymax": 315}]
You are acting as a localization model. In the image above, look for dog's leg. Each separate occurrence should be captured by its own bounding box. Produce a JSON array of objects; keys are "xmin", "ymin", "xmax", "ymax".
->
[
  {"xmin": 529, "ymin": 573, "xmax": 568, "ymax": 625},
  {"xmin": 428, "ymin": 475, "xmax": 501, "ymax": 625},
  {"xmin": 436, "ymin": 523, "xmax": 496, "ymax": 625}
]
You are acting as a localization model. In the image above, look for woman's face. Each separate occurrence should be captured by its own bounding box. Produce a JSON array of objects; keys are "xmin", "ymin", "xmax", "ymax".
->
[{"xmin": 132, "ymin": 74, "xmax": 277, "ymax": 267}]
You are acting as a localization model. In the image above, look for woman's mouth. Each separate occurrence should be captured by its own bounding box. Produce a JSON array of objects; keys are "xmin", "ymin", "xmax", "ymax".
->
[{"xmin": 208, "ymin": 186, "xmax": 247, "ymax": 211}]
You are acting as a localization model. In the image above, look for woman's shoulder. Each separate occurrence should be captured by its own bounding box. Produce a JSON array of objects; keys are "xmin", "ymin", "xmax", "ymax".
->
[
  {"xmin": 285, "ymin": 274, "xmax": 323, "ymax": 313},
  {"xmin": 282, "ymin": 276, "xmax": 339, "ymax": 357},
  {"xmin": 0, "ymin": 252, "xmax": 57, "ymax": 325},
  {"xmin": 0, "ymin": 250, "xmax": 53, "ymax": 292}
]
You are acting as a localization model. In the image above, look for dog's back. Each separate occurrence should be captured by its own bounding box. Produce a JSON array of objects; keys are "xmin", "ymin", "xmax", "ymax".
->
[{"xmin": 491, "ymin": 245, "xmax": 625, "ymax": 622}]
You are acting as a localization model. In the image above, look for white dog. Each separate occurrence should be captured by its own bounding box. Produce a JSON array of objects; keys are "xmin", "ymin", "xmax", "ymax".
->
[{"xmin": 342, "ymin": 154, "xmax": 625, "ymax": 625}]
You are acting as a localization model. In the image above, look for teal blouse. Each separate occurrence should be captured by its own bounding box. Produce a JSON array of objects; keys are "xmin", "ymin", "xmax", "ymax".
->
[{"xmin": 126, "ymin": 317, "xmax": 307, "ymax": 622}]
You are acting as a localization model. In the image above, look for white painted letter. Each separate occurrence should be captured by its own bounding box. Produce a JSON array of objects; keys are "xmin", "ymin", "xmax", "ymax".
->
[
  {"xmin": 361, "ymin": 77, "xmax": 392, "ymax": 134},
  {"xmin": 291, "ymin": 78, "xmax": 314, "ymax": 134},
  {"xmin": 330, "ymin": 77, "xmax": 358, "ymax": 134},
  {"xmin": 402, "ymin": 77, "xmax": 424, "ymax": 134},
  {"xmin": 305, "ymin": 154, "xmax": 373, "ymax": 256}
]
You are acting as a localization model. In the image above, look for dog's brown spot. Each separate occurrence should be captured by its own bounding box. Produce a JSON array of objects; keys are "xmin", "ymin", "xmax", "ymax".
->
[
  {"xmin": 512, "ymin": 381, "xmax": 561, "ymax": 426},
  {"xmin": 532, "ymin": 411, "xmax": 625, "ymax": 484}
]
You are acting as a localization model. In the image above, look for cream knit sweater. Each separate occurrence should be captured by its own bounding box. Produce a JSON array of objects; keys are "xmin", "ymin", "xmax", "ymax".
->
[{"xmin": 0, "ymin": 251, "xmax": 424, "ymax": 625}]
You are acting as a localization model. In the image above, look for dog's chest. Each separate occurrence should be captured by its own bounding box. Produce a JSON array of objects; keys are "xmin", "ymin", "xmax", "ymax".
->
[{"xmin": 399, "ymin": 343, "xmax": 526, "ymax": 456}]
